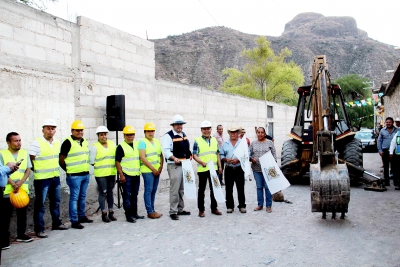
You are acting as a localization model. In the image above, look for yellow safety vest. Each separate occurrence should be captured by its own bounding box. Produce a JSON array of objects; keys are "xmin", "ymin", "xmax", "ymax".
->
[
  {"xmin": 120, "ymin": 141, "xmax": 140, "ymax": 176},
  {"xmin": 64, "ymin": 137, "xmax": 89, "ymax": 174},
  {"xmin": 33, "ymin": 138, "xmax": 60, "ymax": 180},
  {"xmin": 93, "ymin": 140, "xmax": 117, "ymax": 177},
  {"xmin": 195, "ymin": 136, "xmax": 218, "ymax": 173},
  {"xmin": 140, "ymin": 138, "xmax": 161, "ymax": 173},
  {"xmin": 1, "ymin": 149, "xmax": 29, "ymax": 195}
]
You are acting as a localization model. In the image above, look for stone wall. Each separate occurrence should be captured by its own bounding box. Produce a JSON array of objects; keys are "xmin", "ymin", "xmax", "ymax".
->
[{"xmin": 0, "ymin": 0, "xmax": 296, "ymax": 230}]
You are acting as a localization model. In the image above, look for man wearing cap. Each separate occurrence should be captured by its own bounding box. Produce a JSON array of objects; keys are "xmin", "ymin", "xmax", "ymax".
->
[
  {"xmin": 0, "ymin": 132, "xmax": 33, "ymax": 250},
  {"xmin": 90, "ymin": 126, "xmax": 117, "ymax": 223},
  {"xmin": 377, "ymin": 117, "xmax": 398, "ymax": 186},
  {"xmin": 395, "ymin": 118, "xmax": 400, "ymax": 128},
  {"xmin": 29, "ymin": 119, "xmax": 68, "ymax": 238},
  {"xmin": 139, "ymin": 123, "xmax": 163, "ymax": 219},
  {"xmin": 59, "ymin": 120, "xmax": 92, "ymax": 229},
  {"xmin": 213, "ymin": 125, "xmax": 225, "ymax": 186},
  {"xmin": 162, "ymin": 114, "xmax": 192, "ymax": 220},
  {"xmin": 220, "ymin": 126, "xmax": 247, "ymax": 213},
  {"xmin": 193, "ymin": 120, "xmax": 222, "ymax": 217},
  {"xmin": 115, "ymin": 126, "xmax": 144, "ymax": 223}
]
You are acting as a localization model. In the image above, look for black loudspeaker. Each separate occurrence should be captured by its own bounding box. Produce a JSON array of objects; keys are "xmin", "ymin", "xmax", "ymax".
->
[{"xmin": 106, "ymin": 95, "xmax": 125, "ymax": 131}]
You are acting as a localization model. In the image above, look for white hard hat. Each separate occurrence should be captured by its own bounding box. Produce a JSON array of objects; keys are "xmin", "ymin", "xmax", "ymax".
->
[
  {"xmin": 395, "ymin": 117, "xmax": 400, "ymax": 122},
  {"xmin": 170, "ymin": 114, "xmax": 186, "ymax": 125},
  {"xmin": 200, "ymin": 120, "xmax": 212, "ymax": 128},
  {"xmin": 96, "ymin": 126, "xmax": 109, "ymax": 134},
  {"xmin": 42, "ymin": 119, "xmax": 57, "ymax": 127}
]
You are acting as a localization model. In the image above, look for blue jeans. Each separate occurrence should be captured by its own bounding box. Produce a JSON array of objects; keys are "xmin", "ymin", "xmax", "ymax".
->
[
  {"xmin": 33, "ymin": 177, "xmax": 62, "ymax": 233},
  {"xmin": 253, "ymin": 171, "xmax": 272, "ymax": 207},
  {"xmin": 142, "ymin": 172, "xmax": 160, "ymax": 214},
  {"xmin": 95, "ymin": 176, "xmax": 116, "ymax": 212},
  {"xmin": 121, "ymin": 174, "xmax": 140, "ymax": 216},
  {"xmin": 66, "ymin": 174, "xmax": 90, "ymax": 223}
]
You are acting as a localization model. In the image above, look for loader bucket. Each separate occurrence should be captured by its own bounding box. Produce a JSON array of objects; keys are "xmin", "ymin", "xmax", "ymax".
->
[{"xmin": 310, "ymin": 163, "xmax": 350, "ymax": 213}]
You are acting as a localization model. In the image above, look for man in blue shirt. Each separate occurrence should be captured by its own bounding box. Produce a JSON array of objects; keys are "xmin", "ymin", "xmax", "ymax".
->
[
  {"xmin": 220, "ymin": 125, "xmax": 246, "ymax": 214},
  {"xmin": 377, "ymin": 117, "xmax": 398, "ymax": 186}
]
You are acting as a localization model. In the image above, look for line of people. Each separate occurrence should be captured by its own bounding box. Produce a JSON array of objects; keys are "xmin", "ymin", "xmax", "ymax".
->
[{"xmin": 0, "ymin": 114, "xmax": 277, "ymax": 252}]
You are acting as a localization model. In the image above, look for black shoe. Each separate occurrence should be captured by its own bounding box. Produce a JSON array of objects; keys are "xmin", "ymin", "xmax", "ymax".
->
[
  {"xmin": 177, "ymin": 210, "xmax": 191, "ymax": 215},
  {"xmin": 170, "ymin": 214, "xmax": 179, "ymax": 220},
  {"xmin": 1, "ymin": 245, "xmax": 10, "ymax": 250},
  {"xmin": 102, "ymin": 212, "xmax": 111, "ymax": 223},
  {"xmin": 16, "ymin": 234, "xmax": 33, "ymax": 243},
  {"xmin": 71, "ymin": 222, "xmax": 84, "ymax": 229},
  {"xmin": 108, "ymin": 211, "xmax": 117, "ymax": 221},
  {"xmin": 79, "ymin": 217, "xmax": 94, "ymax": 223},
  {"xmin": 134, "ymin": 214, "xmax": 145, "ymax": 219},
  {"xmin": 126, "ymin": 215, "xmax": 136, "ymax": 223}
]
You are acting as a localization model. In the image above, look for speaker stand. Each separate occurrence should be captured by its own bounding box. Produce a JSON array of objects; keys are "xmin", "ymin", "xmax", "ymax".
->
[{"xmin": 114, "ymin": 131, "xmax": 123, "ymax": 209}]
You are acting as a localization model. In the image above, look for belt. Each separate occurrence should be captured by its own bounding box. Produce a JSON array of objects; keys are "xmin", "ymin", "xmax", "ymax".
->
[{"xmin": 226, "ymin": 165, "xmax": 241, "ymax": 170}]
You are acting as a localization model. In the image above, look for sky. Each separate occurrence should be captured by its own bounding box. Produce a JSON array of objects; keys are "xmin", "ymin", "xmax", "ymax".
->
[{"xmin": 45, "ymin": 0, "xmax": 400, "ymax": 47}]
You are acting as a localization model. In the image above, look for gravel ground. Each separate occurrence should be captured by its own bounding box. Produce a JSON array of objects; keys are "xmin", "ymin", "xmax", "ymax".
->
[{"xmin": 2, "ymin": 152, "xmax": 399, "ymax": 267}]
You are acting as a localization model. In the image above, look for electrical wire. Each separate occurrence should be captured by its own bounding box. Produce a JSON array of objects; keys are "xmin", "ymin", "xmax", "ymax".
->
[{"xmin": 198, "ymin": 0, "xmax": 219, "ymax": 26}]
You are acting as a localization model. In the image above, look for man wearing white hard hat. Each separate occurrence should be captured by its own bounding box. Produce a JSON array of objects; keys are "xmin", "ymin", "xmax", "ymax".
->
[
  {"xmin": 162, "ymin": 114, "xmax": 192, "ymax": 220},
  {"xmin": 29, "ymin": 119, "xmax": 68, "ymax": 238},
  {"xmin": 193, "ymin": 120, "xmax": 222, "ymax": 217},
  {"xmin": 395, "ymin": 117, "xmax": 400, "ymax": 128},
  {"xmin": 89, "ymin": 126, "xmax": 117, "ymax": 223}
]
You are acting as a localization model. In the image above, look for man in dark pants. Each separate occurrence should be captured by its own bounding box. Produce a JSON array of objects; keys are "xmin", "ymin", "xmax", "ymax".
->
[
  {"xmin": 389, "ymin": 129, "xmax": 400, "ymax": 189},
  {"xmin": 115, "ymin": 126, "xmax": 144, "ymax": 223},
  {"xmin": 377, "ymin": 117, "xmax": 398, "ymax": 186},
  {"xmin": 220, "ymin": 125, "xmax": 246, "ymax": 213}
]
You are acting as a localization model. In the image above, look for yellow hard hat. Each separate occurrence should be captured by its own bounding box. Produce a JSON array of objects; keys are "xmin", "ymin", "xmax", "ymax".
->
[
  {"xmin": 123, "ymin": 125, "xmax": 136, "ymax": 134},
  {"xmin": 10, "ymin": 188, "xmax": 30, "ymax": 209},
  {"xmin": 144, "ymin": 122, "xmax": 156, "ymax": 131},
  {"xmin": 71, "ymin": 120, "xmax": 85, "ymax": 130}
]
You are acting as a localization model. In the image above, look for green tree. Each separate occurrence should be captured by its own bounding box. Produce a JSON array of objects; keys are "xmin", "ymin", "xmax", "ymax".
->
[
  {"xmin": 16, "ymin": 0, "xmax": 57, "ymax": 10},
  {"xmin": 333, "ymin": 74, "xmax": 374, "ymax": 129},
  {"xmin": 220, "ymin": 37, "xmax": 304, "ymax": 106}
]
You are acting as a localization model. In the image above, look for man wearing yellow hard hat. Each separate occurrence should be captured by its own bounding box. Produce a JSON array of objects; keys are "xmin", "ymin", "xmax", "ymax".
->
[
  {"xmin": 138, "ymin": 123, "xmax": 163, "ymax": 219},
  {"xmin": 29, "ymin": 119, "xmax": 68, "ymax": 239},
  {"xmin": 89, "ymin": 126, "xmax": 117, "ymax": 223},
  {"xmin": 59, "ymin": 120, "xmax": 92, "ymax": 230},
  {"xmin": 115, "ymin": 126, "xmax": 145, "ymax": 223},
  {"xmin": 0, "ymin": 132, "xmax": 33, "ymax": 250}
]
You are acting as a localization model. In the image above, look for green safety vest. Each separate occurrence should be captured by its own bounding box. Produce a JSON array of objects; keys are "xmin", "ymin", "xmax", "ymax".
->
[
  {"xmin": 33, "ymin": 138, "xmax": 60, "ymax": 180},
  {"xmin": 195, "ymin": 136, "xmax": 218, "ymax": 173},
  {"xmin": 93, "ymin": 140, "xmax": 117, "ymax": 177},
  {"xmin": 140, "ymin": 138, "xmax": 161, "ymax": 173},
  {"xmin": 396, "ymin": 132, "xmax": 400, "ymax": 155},
  {"xmin": 1, "ymin": 149, "xmax": 29, "ymax": 195},
  {"xmin": 64, "ymin": 137, "xmax": 89, "ymax": 174},
  {"xmin": 120, "ymin": 141, "xmax": 140, "ymax": 176}
]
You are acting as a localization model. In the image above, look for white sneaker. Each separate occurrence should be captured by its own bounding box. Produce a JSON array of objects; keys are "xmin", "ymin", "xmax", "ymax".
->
[
  {"xmin": 227, "ymin": 209, "xmax": 233, "ymax": 213},
  {"xmin": 240, "ymin": 208, "xmax": 247, "ymax": 213}
]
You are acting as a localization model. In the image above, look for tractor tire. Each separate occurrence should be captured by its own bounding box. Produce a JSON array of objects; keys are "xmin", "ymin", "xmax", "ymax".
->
[
  {"xmin": 281, "ymin": 140, "xmax": 299, "ymax": 178},
  {"xmin": 341, "ymin": 138, "xmax": 363, "ymax": 168}
]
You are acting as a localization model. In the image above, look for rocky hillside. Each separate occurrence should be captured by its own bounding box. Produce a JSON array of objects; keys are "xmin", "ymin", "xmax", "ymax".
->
[{"xmin": 152, "ymin": 13, "xmax": 399, "ymax": 89}]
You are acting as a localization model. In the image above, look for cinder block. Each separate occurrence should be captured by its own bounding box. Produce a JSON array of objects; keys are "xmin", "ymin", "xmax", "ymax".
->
[
  {"xmin": 81, "ymin": 49, "xmax": 97, "ymax": 63},
  {"xmin": 13, "ymin": 27, "xmax": 35, "ymax": 44},
  {"xmin": 105, "ymin": 46, "xmax": 118, "ymax": 58},
  {"xmin": 46, "ymin": 50, "xmax": 64, "ymax": 65},
  {"xmin": 130, "ymin": 35, "xmax": 142, "ymax": 46},
  {"xmin": 55, "ymin": 40, "xmax": 72, "ymax": 54},
  {"xmin": 94, "ymin": 32, "xmax": 112, "ymax": 46},
  {"xmin": 94, "ymin": 75, "xmax": 109, "ymax": 86},
  {"xmin": 44, "ymin": 24, "xmax": 58, "ymax": 38},
  {"xmin": 36, "ymin": 34, "xmax": 56, "ymax": 50},
  {"xmin": 0, "ymin": 9, "xmax": 22, "ymax": 27},
  {"xmin": 118, "ymin": 49, "xmax": 131, "ymax": 62},
  {"xmin": 0, "ymin": 22, "xmax": 13, "ymax": 38},
  {"xmin": 64, "ymin": 54, "xmax": 72, "ymax": 68},
  {"xmin": 94, "ymin": 96, "xmax": 106, "ymax": 108},
  {"xmin": 101, "ymin": 86, "xmax": 116, "ymax": 96},
  {"xmin": 79, "ymin": 95, "xmax": 94, "ymax": 106},
  {"xmin": 111, "ymin": 38, "xmax": 124, "ymax": 50},
  {"xmin": 80, "ymin": 27, "xmax": 96, "ymax": 41},
  {"xmin": 115, "ymin": 78, "xmax": 122, "ymax": 88},
  {"xmin": 130, "ymin": 53, "xmax": 142, "ymax": 65},
  {"xmin": 0, "ymin": 39, "xmax": 24, "ymax": 57},
  {"xmin": 25, "ymin": 45, "xmax": 46, "ymax": 61},
  {"xmin": 96, "ymin": 54, "xmax": 111, "ymax": 66},
  {"xmin": 63, "ymin": 30, "xmax": 72, "ymax": 42},
  {"xmin": 111, "ymin": 58, "xmax": 124, "ymax": 69},
  {"xmin": 80, "ymin": 39, "xmax": 92, "ymax": 51},
  {"xmin": 124, "ymin": 62, "xmax": 138, "ymax": 73},
  {"xmin": 124, "ymin": 42, "xmax": 137, "ymax": 53},
  {"xmin": 141, "ymin": 39, "xmax": 154, "ymax": 49},
  {"xmin": 90, "ymin": 41, "xmax": 106, "ymax": 54}
]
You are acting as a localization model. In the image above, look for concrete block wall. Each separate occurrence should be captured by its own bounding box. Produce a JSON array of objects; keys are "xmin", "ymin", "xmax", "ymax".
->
[{"xmin": 384, "ymin": 83, "xmax": 400, "ymax": 118}]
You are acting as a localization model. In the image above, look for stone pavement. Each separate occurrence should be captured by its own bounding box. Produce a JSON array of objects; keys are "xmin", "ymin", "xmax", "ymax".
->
[{"xmin": 2, "ymin": 153, "xmax": 400, "ymax": 266}]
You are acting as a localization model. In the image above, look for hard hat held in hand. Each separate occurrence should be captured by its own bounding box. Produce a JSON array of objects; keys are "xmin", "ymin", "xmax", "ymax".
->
[
  {"xmin": 96, "ymin": 126, "xmax": 109, "ymax": 134},
  {"xmin": 123, "ymin": 126, "xmax": 136, "ymax": 134},
  {"xmin": 170, "ymin": 114, "xmax": 186, "ymax": 125},
  {"xmin": 200, "ymin": 120, "xmax": 212, "ymax": 128},
  {"xmin": 71, "ymin": 120, "xmax": 85, "ymax": 130},
  {"xmin": 42, "ymin": 119, "xmax": 57, "ymax": 127},
  {"xmin": 10, "ymin": 187, "xmax": 30, "ymax": 209},
  {"xmin": 144, "ymin": 123, "xmax": 156, "ymax": 131}
]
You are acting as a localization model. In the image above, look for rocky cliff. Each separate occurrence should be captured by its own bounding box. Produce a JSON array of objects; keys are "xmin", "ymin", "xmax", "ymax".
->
[{"xmin": 153, "ymin": 13, "xmax": 399, "ymax": 89}]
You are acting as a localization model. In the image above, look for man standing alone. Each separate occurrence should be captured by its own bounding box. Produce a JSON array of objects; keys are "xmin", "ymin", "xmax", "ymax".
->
[
  {"xmin": 213, "ymin": 125, "xmax": 225, "ymax": 186},
  {"xmin": 162, "ymin": 114, "xmax": 192, "ymax": 220},
  {"xmin": 30, "ymin": 119, "xmax": 68, "ymax": 238},
  {"xmin": 377, "ymin": 117, "xmax": 398, "ymax": 186}
]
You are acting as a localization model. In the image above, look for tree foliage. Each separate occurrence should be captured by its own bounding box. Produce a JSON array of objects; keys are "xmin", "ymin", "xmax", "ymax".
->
[
  {"xmin": 220, "ymin": 37, "xmax": 304, "ymax": 106},
  {"xmin": 16, "ymin": 0, "xmax": 57, "ymax": 11},
  {"xmin": 334, "ymin": 74, "xmax": 373, "ymax": 129}
]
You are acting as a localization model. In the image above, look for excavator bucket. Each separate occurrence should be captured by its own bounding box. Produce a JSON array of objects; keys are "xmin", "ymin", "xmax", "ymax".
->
[{"xmin": 310, "ymin": 163, "xmax": 350, "ymax": 214}]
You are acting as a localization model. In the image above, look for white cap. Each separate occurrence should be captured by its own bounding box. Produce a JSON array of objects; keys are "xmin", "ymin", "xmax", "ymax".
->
[
  {"xmin": 200, "ymin": 120, "xmax": 212, "ymax": 128},
  {"xmin": 96, "ymin": 126, "xmax": 109, "ymax": 134},
  {"xmin": 170, "ymin": 114, "xmax": 186, "ymax": 125},
  {"xmin": 395, "ymin": 117, "xmax": 400, "ymax": 122},
  {"xmin": 42, "ymin": 119, "xmax": 57, "ymax": 127}
]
